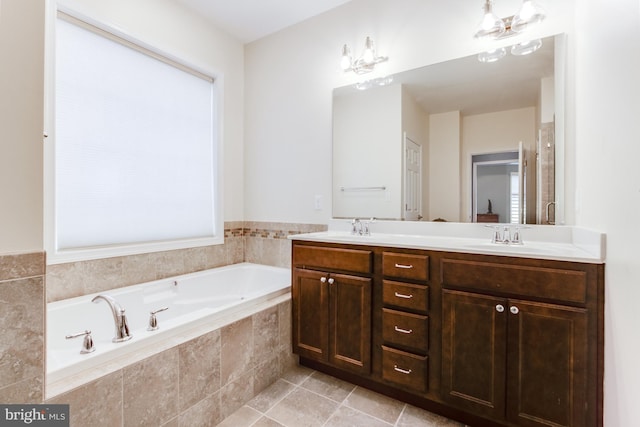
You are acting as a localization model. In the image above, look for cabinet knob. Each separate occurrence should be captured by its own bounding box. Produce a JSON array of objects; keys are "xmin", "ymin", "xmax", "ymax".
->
[
  {"xmin": 496, "ymin": 304, "xmax": 505, "ymax": 313},
  {"xmin": 320, "ymin": 277, "xmax": 327, "ymax": 283},
  {"xmin": 510, "ymin": 306, "xmax": 520, "ymax": 315},
  {"xmin": 328, "ymin": 278, "xmax": 335, "ymax": 285}
]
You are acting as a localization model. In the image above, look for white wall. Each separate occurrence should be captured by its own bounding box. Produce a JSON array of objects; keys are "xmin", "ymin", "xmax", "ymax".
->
[
  {"xmin": 429, "ymin": 111, "xmax": 461, "ymax": 222},
  {"xmin": 0, "ymin": 0, "xmax": 45, "ymax": 254},
  {"xmin": 573, "ymin": 1, "xmax": 640, "ymax": 426},
  {"xmin": 55, "ymin": 0, "xmax": 246, "ymax": 222},
  {"xmin": 245, "ymin": 0, "xmax": 640, "ymax": 424},
  {"xmin": 244, "ymin": 0, "xmax": 573, "ymax": 223},
  {"xmin": 401, "ymin": 86, "xmax": 430, "ymax": 219},
  {"xmin": 333, "ymin": 84, "xmax": 402, "ymax": 219}
]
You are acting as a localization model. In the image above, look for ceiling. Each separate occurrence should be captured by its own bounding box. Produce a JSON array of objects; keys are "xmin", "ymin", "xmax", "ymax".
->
[{"xmin": 174, "ymin": 0, "xmax": 353, "ymax": 43}]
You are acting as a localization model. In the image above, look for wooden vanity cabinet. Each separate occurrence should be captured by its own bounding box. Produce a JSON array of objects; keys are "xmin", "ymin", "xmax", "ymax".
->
[
  {"xmin": 291, "ymin": 243, "xmax": 373, "ymax": 375},
  {"xmin": 380, "ymin": 251, "xmax": 431, "ymax": 393},
  {"xmin": 441, "ymin": 256, "xmax": 599, "ymax": 427},
  {"xmin": 291, "ymin": 240, "xmax": 604, "ymax": 427}
]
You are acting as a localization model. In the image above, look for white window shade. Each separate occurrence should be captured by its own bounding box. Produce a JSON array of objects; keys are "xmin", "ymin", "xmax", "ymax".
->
[{"xmin": 55, "ymin": 16, "xmax": 218, "ymax": 251}]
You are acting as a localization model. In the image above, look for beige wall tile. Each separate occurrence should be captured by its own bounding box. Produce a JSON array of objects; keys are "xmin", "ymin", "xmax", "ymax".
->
[
  {"xmin": 254, "ymin": 356, "xmax": 281, "ymax": 396},
  {"xmin": 0, "ymin": 276, "xmax": 44, "ymax": 387},
  {"xmin": 0, "ymin": 252, "xmax": 45, "ymax": 281},
  {"xmin": 83, "ymin": 257, "xmax": 125, "ymax": 295},
  {"xmin": 253, "ymin": 306, "xmax": 278, "ymax": 362},
  {"xmin": 278, "ymin": 299, "xmax": 291, "ymax": 354},
  {"xmin": 178, "ymin": 391, "xmax": 222, "ymax": 427},
  {"xmin": 220, "ymin": 370, "xmax": 255, "ymax": 419},
  {"xmin": 121, "ymin": 253, "xmax": 155, "ymax": 286},
  {"xmin": 45, "ymin": 262, "xmax": 85, "ymax": 302},
  {"xmin": 0, "ymin": 376, "xmax": 43, "ymax": 404},
  {"xmin": 47, "ymin": 370, "xmax": 123, "ymax": 427},
  {"xmin": 220, "ymin": 317, "xmax": 253, "ymax": 386},
  {"xmin": 123, "ymin": 349, "xmax": 179, "ymax": 427},
  {"xmin": 178, "ymin": 330, "xmax": 221, "ymax": 411},
  {"xmin": 183, "ymin": 247, "xmax": 208, "ymax": 273}
]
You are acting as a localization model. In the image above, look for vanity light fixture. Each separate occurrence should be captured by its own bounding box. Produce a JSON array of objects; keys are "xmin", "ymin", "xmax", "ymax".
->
[
  {"xmin": 473, "ymin": 0, "xmax": 546, "ymax": 62},
  {"xmin": 340, "ymin": 36, "xmax": 388, "ymax": 75},
  {"xmin": 473, "ymin": 0, "xmax": 546, "ymax": 40}
]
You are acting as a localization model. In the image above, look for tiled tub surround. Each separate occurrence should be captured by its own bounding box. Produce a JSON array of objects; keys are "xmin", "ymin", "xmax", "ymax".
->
[
  {"xmin": 47, "ymin": 263, "xmax": 290, "ymax": 391},
  {"xmin": 0, "ymin": 252, "xmax": 46, "ymax": 403},
  {"xmin": 37, "ymin": 221, "xmax": 322, "ymax": 424},
  {"xmin": 47, "ymin": 221, "xmax": 326, "ymax": 302},
  {"xmin": 47, "ymin": 297, "xmax": 296, "ymax": 426}
]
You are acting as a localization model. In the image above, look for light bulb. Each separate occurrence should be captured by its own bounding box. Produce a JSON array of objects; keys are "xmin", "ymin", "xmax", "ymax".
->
[
  {"xmin": 511, "ymin": 0, "xmax": 546, "ymax": 32},
  {"xmin": 474, "ymin": 0, "xmax": 506, "ymax": 39},
  {"xmin": 340, "ymin": 45, "xmax": 352, "ymax": 70},
  {"xmin": 362, "ymin": 37, "xmax": 375, "ymax": 63}
]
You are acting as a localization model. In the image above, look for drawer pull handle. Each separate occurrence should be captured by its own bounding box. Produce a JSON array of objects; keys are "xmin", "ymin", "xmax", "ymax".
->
[
  {"xmin": 394, "ymin": 365, "xmax": 412, "ymax": 375},
  {"xmin": 394, "ymin": 326, "xmax": 413, "ymax": 334},
  {"xmin": 394, "ymin": 292, "xmax": 414, "ymax": 299},
  {"xmin": 394, "ymin": 263, "xmax": 414, "ymax": 269}
]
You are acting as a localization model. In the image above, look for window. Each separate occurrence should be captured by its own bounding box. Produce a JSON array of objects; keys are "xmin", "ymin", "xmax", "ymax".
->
[
  {"xmin": 510, "ymin": 172, "xmax": 520, "ymax": 224},
  {"xmin": 48, "ymin": 12, "xmax": 222, "ymax": 263}
]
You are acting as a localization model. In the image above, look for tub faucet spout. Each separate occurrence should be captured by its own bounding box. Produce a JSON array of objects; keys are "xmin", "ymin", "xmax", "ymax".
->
[{"xmin": 91, "ymin": 294, "xmax": 132, "ymax": 342}]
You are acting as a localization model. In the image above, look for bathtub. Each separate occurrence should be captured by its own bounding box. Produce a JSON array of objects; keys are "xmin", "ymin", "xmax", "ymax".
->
[{"xmin": 46, "ymin": 262, "xmax": 291, "ymax": 394}]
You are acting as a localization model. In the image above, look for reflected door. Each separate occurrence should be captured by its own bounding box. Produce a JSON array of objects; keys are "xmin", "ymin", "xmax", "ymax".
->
[
  {"xmin": 472, "ymin": 151, "xmax": 521, "ymax": 223},
  {"xmin": 404, "ymin": 134, "xmax": 422, "ymax": 220}
]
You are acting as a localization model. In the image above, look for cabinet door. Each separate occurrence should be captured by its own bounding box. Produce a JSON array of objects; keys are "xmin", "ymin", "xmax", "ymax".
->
[
  {"xmin": 292, "ymin": 268, "xmax": 329, "ymax": 362},
  {"xmin": 441, "ymin": 290, "xmax": 507, "ymax": 420},
  {"xmin": 506, "ymin": 300, "xmax": 588, "ymax": 427},
  {"xmin": 329, "ymin": 273, "xmax": 372, "ymax": 375}
]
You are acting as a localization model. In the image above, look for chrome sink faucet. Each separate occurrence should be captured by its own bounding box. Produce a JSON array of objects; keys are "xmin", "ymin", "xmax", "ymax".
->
[
  {"xmin": 490, "ymin": 225, "xmax": 524, "ymax": 245},
  {"xmin": 351, "ymin": 218, "xmax": 375, "ymax": 236},
  {"xmin": 92, "ymin": 294, "xmax": 132, "ymax": 342}
]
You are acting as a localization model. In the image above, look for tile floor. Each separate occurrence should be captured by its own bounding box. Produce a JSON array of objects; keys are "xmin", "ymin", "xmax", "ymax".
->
[{"xmin": 216, "ymin": 365, "xmax": 465, "ymax": 427}]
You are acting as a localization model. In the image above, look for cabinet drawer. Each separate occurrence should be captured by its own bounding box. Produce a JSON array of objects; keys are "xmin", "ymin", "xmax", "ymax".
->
[
  {"xmin": 293, "ymin": 245, "xmax": 372, "ymax": 274},
  {"xmin": 441, "ymin": 258, "xmax": 588, "ymax": 305},
  {"xmin": 382, "ymin": 345, "xmax": 428, "ymax": 393},
  {"xmin": 383, "ymin": 252, "xmax": 429, "ymax": 281},
  {"xmin": 383, "ymin": 281, "xmax": 429, "ymax": 314},
  {"xmin": 382, "ymin": 308, "xmax": 428, "ymax": 353}
]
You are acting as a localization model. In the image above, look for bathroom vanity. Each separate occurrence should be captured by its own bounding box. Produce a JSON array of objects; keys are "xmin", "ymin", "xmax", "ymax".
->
[{"xmin": 290, "ymin": 226, "xmax": 604, "ymax": 427}]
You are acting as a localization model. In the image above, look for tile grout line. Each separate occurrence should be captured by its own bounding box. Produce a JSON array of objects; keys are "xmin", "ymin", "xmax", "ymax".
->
[
  {"xmin": 394, "ymin": 403, "xmax": 408, "ymax": 427},
  {"xmin": 248, "ymin": 373, "xmax": 314, "ymax": 426}
]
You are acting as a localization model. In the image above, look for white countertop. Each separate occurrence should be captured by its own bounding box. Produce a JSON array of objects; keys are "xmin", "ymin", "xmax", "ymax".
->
[{"xmin": 289, "ymin": 220, "xmax": 605, "ymax": 264}]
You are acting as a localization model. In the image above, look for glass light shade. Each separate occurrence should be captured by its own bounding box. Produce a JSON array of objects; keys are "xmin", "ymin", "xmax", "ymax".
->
[
  {"xmin": 477, "ymin": 47, "xmax": 507, "ymax": 63},
  {"xmin": 473, "ymin": 0, "xmax": 506, "ymax": 39},
  {"xmin": 511, "ymin": 38, "xmax": 542, "ymax": 56},
  {"xmin": 340, "ymin": 45, "xmax": 352, "ymax": 70},
  {"xmin": 511, "ymin": 0, "xmax": 546, "ymax": 32},
  {"xmin": 362, "ymin": 37, "xmax": 375, "ymax": 63},
  {"xmin": 354, "ymin": 80, "xmax": 372, "ymax": 91}
]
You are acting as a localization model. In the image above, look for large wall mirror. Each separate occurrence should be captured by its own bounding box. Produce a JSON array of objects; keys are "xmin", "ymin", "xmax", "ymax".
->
[{"xmin": 332, "ymin": 34, "xmax": 565, "ymax": 225}]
